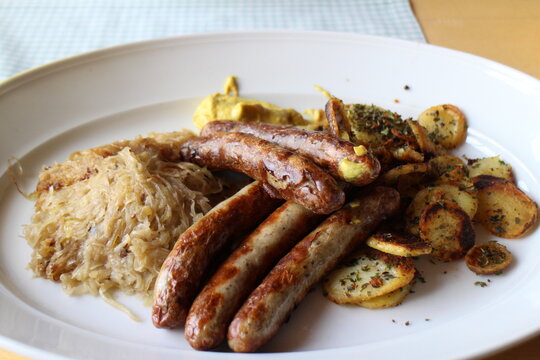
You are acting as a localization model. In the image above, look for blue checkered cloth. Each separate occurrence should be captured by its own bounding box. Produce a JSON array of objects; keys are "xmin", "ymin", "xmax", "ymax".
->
[{"xmin": 0, "ymin": 0, "xmax": 425, "ymax": 80}]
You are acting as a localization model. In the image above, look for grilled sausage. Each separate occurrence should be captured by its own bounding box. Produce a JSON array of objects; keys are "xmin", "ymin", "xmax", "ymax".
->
[
  {"xmin": 227, "ymin": 187, "xmax": 400, "ymax": 352},
  {"xmin": 180, "ymin": 132, "xmax": 345, "ymax": 214},
  {"xmin": 185, "ymin": 202, "xmax": 323, "ymax": 350},
  {"xmin": 201, "ymin": 121, "xmax": 380, "ymax": 187},
  {"xmin": 152, "ymin": 181, "xmax": 280, "ymax": 329}
]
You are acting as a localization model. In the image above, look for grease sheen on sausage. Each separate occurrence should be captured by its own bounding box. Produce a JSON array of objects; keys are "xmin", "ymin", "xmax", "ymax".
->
[
  {"xmin": 185, "ymin": 202, "xmax": 323, "ymax": 350},
  {"xmin": 152, "ymin": 181, "xmax": 280, "ymax": 329},
  {"xmin": 227, "ymin": 187, "xmax": 400, "ymax": 353},
  {"xmin": 180, "ymin": 132, "xmax": 345, "ymax": 214},
  {"xmin": 200, "ymin": 120, "xmax": 380, "ymax": 186}
]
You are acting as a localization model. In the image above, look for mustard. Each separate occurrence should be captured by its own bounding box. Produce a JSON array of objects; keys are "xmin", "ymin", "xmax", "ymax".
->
[
  {"xmin": 353, "ymin": 145, "xmax": 368, "ymax": 156},
  {"xmin": 223, "ymin": 75, "xmax": 239, "ymax": 96},
  {"xmin": 338, "ymin": 158, "xmax": 368, "ymax": 182},
  {"xmin": 193, "ymin": 76, "xmax": 329, "ymax": 129}
]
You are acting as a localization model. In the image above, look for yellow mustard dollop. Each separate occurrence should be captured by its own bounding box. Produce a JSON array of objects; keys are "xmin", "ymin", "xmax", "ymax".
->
[{"xmin": 338, "ymin": 158, "xmax": 368, "ymax": 182}]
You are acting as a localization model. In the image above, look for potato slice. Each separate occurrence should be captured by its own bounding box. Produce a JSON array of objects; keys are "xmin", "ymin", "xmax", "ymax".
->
[
  {"xmin": 465, "ymin": 242, "xmax": 512, "ymax": 275},
  {"xmin": 418, "ymin": 104, "xmax": 467, "ymax": 149},
  {"xmin": 392, "ymin": 145, "xmax": 424, "ymax": 163},
  {"xmin": 429, "ymin": 155, "xmax": 467, "ymax": 177},
  {"xmin": 323, "ymin": 247, "xmax": 415, "ymax": 304},
  {"xmin": 366, "ymin": 232, "xmax": 432, "ymax": 257},
  {"xmin": 356, "ymin": 283, "xmax": 413, "ymax": 309},
  {"xmin": 396, "ymin": 172, "xmax": 430, "ymax": 200},
  {"xmin": 419, "ymin": 200, "xmax": 475, "ymax": 261},
  {"xmin": 473, "ymin": 175, "xmax": 538, "ymax": 238},
  {"xmin": 405, "ymin": 184, "xmax": 478, "ymax": 235},
  {"xmin": 428, "ymin": 155, "xmax": 475, "ymax": 193},
  {"xmin": 433, "ymin": 166, "xmax": 475, "ymax": 194},
  {"xmin": 325, "ymin": 97, "xmax": 352, "ymax": 140},
  {"xmin": 407, "ymin": 119, "xmax": 444, "ymax": 155},
  {"xmin": 467, "ymin": 156, "xmax": 515, "ymax": 183},
  {"xmin": 379, "ymin": 163, "xmax": 429, "ymax": 185}
]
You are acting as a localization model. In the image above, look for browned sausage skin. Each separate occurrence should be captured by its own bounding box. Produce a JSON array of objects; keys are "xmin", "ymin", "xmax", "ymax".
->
[
  {"xmin": 185, "ymin": 202, "xmax": 323, "ymax": 350},
  {"xmin": 200, "ymin": 121, "xmax": 380, "ymax": 187},
  {"xmin": 227, "ymin": 187, "xmax": 400, "ymax": 353},
  {"xmin": 151, "ymin": 181, "xmax": 280, "ymax": 329},
  {"xmin": 180, "ymin": 132, "xmax": 345, "ymax": 214}
]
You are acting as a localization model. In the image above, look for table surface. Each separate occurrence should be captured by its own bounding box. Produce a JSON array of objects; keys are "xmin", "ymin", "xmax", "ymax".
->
[{"xmin": 2, "ymin": 0, "xmax": 540, "ymax": 359}]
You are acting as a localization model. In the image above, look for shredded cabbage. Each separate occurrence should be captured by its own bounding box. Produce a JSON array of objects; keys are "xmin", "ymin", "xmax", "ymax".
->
[{"xmin": 24, "ymin": 130, "xmax": 222, "ymax": 306}]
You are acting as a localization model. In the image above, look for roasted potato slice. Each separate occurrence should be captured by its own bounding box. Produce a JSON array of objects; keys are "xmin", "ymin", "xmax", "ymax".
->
[
  {"xmin": 419, "ymin": 200, "xmax": 475, "ymax": 261},
  {"xmin": 429, "ymin": 155, "xmax": 467, "ymax": 177},
  {"xmin": 405, "ymin": 184, "xmax": 478, "ymax": 235},
  {"xmin": 366, "ymin": 232, "xmax": 432, "ymax": 257},
  {"xmin": 465, "ymin": 242, "xmax": 512, "ymax": 275},
  {"xmin": 467, "ymin": 156, "xmax": 514, "ymax": 183},
  {"xmin": 325, "ymin": 97, "xmax": 352, "ymax": 140},
  {"xmin": 345, "ymin": 103, "xmax": 410, "ymax": 147},
  {"xmin": 356, "ymin": 283, "xmax": 413, "ymax": 309},
  {"xmin": 379, "ymin": 163, "xmax": 429, "ymax": 185},
  {"xmin": 396, "ymin": 172, "xmax": 431, "ymax": 200},
  {"xmin": 433, "ymin": 166, "xmax": 475, "ymax": 194},
  {"xmin": 473, "ymin": 175, "xmax": 538, "ymax": 238},
  {"xmin": 392, "ymin": 145, "xmax": 424, "ymax": 163},
  {"xmin": 428, "ymin": 154, "xmax": 473, "ymax": 190},
  {"xmin": 323, "ymin": 247, "xmax": 415, "ymax": 304},
  {"xmin": 407, "ymin": 120, "xmax": 444, "ymax": 155},
  {"xmin": 418, "ymin": 104, "xmax": 467, "ymax": 149}
]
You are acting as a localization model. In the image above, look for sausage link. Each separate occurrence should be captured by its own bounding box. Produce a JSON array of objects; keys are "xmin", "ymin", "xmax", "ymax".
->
[
  {"xmin": 152, "ymin": 181, "xmax": 280, "ymax": 329},
  {"xmin": 227, "ymin": 187, "xmax": 400, "ymax": 352},
  {"xmin": 185, "ymin": 202, "xmax": 323, "ymax": 350},
  {"xmin": 180, "ymin": 132, "xmax": 345, "ymax": 214},
  {"xmin": 200, "ymin": 121, "xmax": 380, "ymax": 186}
]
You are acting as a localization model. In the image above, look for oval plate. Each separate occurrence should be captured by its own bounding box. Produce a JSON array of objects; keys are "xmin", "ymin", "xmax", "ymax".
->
[{"xmin": 1, "ymin": 31, "xmax": 540, "ymax": 360}]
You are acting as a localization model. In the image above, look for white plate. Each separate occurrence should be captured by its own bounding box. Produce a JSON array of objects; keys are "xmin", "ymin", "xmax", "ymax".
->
[{"xmin": 1, "ymin": 31, "xmax": 540, "ymax": 360}]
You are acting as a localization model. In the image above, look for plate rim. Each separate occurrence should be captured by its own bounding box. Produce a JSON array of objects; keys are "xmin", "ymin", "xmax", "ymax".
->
[{"xmin": 2, "ymin": 30, "xmax": 540, "ymax": 97}]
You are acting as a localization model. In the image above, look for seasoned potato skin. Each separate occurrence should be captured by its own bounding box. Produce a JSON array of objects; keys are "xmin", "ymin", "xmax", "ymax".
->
[
  {"xmin": 405, "ymin": 184, "xmax": 478, "ymax": 235},
  {"xmin": 379, "ymin": 163, "xmax": 429, "ymax": 186},
  {"xmin": 325, "ymin": 97, "xmax": 352, "ymax": 140},
  {"xmin": 465, "ymin": 242, "xmax": 512, "ymax": 275},
  {"xmin": 356, "ymin": 283, "xmax": 413, "ymax": 309},
  {"xmin": 419, "ymin": 200, "xmax": 475, "ymax": 261},
  {"xmin": 323, "ymin": 246, "xmax": 416, "ymax": 305},
  {"xmin": 473, "ymin": 175, "xmax": 538, "ymax": 238},
  {"xmin": 366, "ymin": 232, "xmax": 432, "ymax": 257},
  {"xmin": 467, "ymin": 156, "xmax": 515, "ymax": 183},
  {"xmin": 418, "ymin": 104, "xmax": 467, "ymax": 149}
]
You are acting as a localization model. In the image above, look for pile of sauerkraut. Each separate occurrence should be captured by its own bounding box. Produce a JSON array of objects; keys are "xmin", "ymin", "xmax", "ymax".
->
[{"xmin": 23, "ymin": 130, "xmax": 222, "ymax": 314}]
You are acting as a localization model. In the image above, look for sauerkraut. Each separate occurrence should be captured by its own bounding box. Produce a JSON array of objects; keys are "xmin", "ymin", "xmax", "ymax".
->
[{"xmin": 24, "ymin": 130, "xmax": 222, "ymax": 307}]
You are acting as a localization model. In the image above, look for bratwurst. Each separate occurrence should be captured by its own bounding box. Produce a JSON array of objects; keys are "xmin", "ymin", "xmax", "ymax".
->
[
  {"xmin": 180, "ymin": 132, "xmax": 345, "ymax": 214},
  {"xmin": 152, "ymin": 181, "xmax": 280, "ymax": 329},
  {"xmin": 185, "ymin": 201, "xmax": 323, "ymax": 350},
  {"xmin": 201, "ymin": 121, "xmax": 380, "ymax": 186},
  {"xmin": 227, "ymin": 187, "xmax": 400, "ymax": 352}
]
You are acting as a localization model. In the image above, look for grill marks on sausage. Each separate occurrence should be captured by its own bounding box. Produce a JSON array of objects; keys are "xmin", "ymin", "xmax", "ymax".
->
[
  {"xmin": 201, "ymin": 121, "xmax": 380, "ymax": 186},
  {"xmin": 151, "ymin": 182, "xmax": 280, "ymax": 329},
  {"xmin": 185, "ymin": 202, "xmax": 322, "ymax": 350},
  {"xmin": 227, "ymin": 187, "xmax": 400, "ymax": 353},
  {"xmin": 180, "ymin": 132, "xmax": 345, "ymax": 214}
]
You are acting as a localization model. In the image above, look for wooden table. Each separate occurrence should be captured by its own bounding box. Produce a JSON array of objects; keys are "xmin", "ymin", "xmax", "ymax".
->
[{"xmin": 2, "ymin": 1, "xmax": 540, "ymax": 359}]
